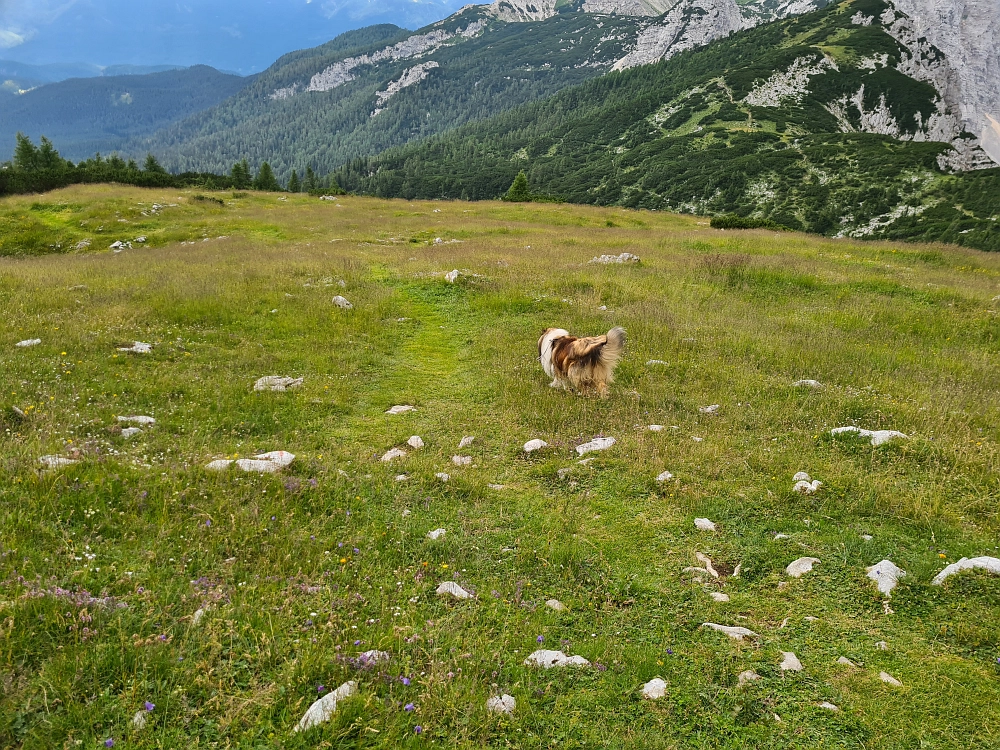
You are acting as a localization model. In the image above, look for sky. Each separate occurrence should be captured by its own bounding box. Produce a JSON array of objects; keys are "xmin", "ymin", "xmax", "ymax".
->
[{"xmin": 0, "ymin": 0, "xmax": 481, "ymax": 74}]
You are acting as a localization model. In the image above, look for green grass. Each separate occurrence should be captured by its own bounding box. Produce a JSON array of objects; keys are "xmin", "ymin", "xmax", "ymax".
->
[{"xmin": 2, "ymin": 185, "xmax": 1000, "ymax": 749}]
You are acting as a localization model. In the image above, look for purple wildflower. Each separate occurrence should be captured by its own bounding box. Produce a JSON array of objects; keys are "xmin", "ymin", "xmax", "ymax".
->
[
  {"xmin": 310, "ymin": 535, "xmax": 315, "ymax": 540},
  {"xmin": 205, "ymin": 519, "xmax": 211, "ymax": 527},
  {"xmin": 401, "ymin": 676, "xmax": 411, "ymax": 686},
  {"xmin": 354, "ymin": 640, "xmax": 361, "ymax": 646},
  {"xmin": 404, "ymin": 703, "xmax": 415, "ymax": 711},
  {"xmin": 318, "ymin": 685, "xmax": 325, "ymax": 694},
  {"xmin": 338, "ymin": 542, "xmax": 344, "ymax": 548},
  {"xmin": 353, "ymin": 548, "xmax": 360, "ymax": 554},
  {"xmin": 666, "ymin": 649, "xmax": 673, "ymax": 655},
  {"xmin": 414, "ymin": 725, "xmax": 423, "ymax": 734},
  {"xmin": 144, "ymin": 701, "xmax": 155, "ymax": 712},
  {"xmin": 271, "ymin": 515, "xmax": 276, "ymax": 521},
  {"xmin": 537, "ymin": 635, "xmax": 544, "ymax": 643},
  {"xmin": 104, "ymin": 740, "xmax": 114, "ymax": 748}
]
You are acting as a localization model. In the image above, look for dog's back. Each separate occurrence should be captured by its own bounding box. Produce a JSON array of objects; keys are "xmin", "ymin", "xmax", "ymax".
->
[{"xmin": 539, "ymin": 326, "xmax": 626, "ymax": 397}]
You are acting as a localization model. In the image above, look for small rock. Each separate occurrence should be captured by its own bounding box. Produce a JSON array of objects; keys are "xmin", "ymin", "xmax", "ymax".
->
[
  {"xmin": 118, "ymin": 415, "xmax": 156, "ymax": 425},
  {"xmin": 452, "ymin": 455, "xmax": 472, "ymax": 466},
  {"xmin": 395, "ymin": 474, "xmax": 409, "ymax": 482},
  {"xmin": 818, "ymin": 701, "xmax": 839, "ymax": 711},
  {"xmin": 830, "ymin": 426, "xmax": 907, "ymax": 446},
  {"xmin": 861, "ymin": 534, "xmax": 874, "ymax": 541},
  {"xmin": 590, "ymin": 252, "xmax": 639, "ymax": 264},
  {"xmin": 192, "ymin": 608, "xmax": 207, "ymax": 626},
  {"xmin": 879, "ymin": 671, "xmax": 902, "ymax": 686},
  {"xmin": 135, "ymin": 236, "xmax": 147, "ymax": 243},
  {"xmin": 436, "ymin": 581, "xmax": 473, "ymax": 600},
  {"xmin": 837, "ymin": 657, "xmax": 857, "ymax": 667},
  {"xmin": 15, "ymin": 339, "xmax": 41, "ymax": 348},
  {"xmin": 523, "ymin": 439, "xmax": 548, "ymax": 453},
  {"xmin": 401, "ymin": 509, "xmax": 411, "ymax": 517},
  {"xmin": 381, "ymin": 448, "xmax": 407, "ymax": 462},
  {"xmin": 773, "ymin": 533, "xmax": 790, "ymax": 541},
  {"xmin": 39, "ymin": 455, "xmax": 79, "ymax": 469},
  {"xmin": 694, "ymin": 518, "xmax": 717, "ymax": 532},
  {"xmin": 359, "ymin": 650, "xmax": 391, "ymax": 665},
  {"xmin": 793, "ymin": 380, "xmax": 823, "ymax": 388},
  {"xmin": 696, "ymin": 552, "xmax": 719, "ymax": 578},
  {"xmin": 235, "ymin": 451, "xmax": 296, "ymax": 473},
  {"xmin": 293, "ymin": 681, "xmax": 358, "ymax": 733},
  {"xmin": 656, "ymin": 471, "xmax": 674, "ymax": 482},
  {"xmin": 708, "ymin": 592, "xmax": 730, "ymax": 602},
  {"xmin": 576, "ymin": 437, "xmax": 615, "ymax": 456},
  {"xmin": 647, "ymin": 359, "xmax": 669, "ymax": 365},
  {"xmin": 444, "ymin": 270, "xmax": 460, "ymax": 283},
  {"xmin": 701, "ymin": 623, "xmax": 758, "ymax": 641},
  {"xmin": 386, "ymin": 405, "xmax": 415, "ymax": 415},
  {"xmin": 793, "ymin": 479, "xmax": 823, "ymax": 494},
  {"xmin": 780, "ymin": 652, "xmax": 803, "ymax": 672},
  {"xmin": 458, "ymin": 436, "xmax": 475, "ymax": 449},
  {"xmin": 786, "ymin": 557, "xmax": 821, "ymax": 578},
  {"xmin": 737, "ymin": 670, "xmax": 761, "ymax": 686},
  {"xmin": 332, "ymin": 295, "xmax": 353, "ymax": 309},
  {"xmin": 426, "ymin": 528, "xmax": 446, "ymax": 541},
  {"xmin": 930, "ymin": 556, "xmax": 1000, "ymax": 585},
  {"xmin": 866, "ymin": 560, "xmax": 906, "ymax": 596},
  {"xmin": 642, "ymin": 678, "xmax": 667, "ymax": 700},
  {"xmin": 486, "ymin": 694, "xmax": 516, "ymax": 714},
  {"xmin": 545, "ymin": 599, "xmax": 567, "ymax": 611},
  {"xmin": 205, "ymin": 459, "xmax": 233, "ymax": 471},
  {"xmin": 648, "ymin": 425, "xmax": 665, "ymax": 432},
  {"xmin": 407, "ymin": 435, "xmax": 424, "ymax": 449},
  {"xmin": 488, "ymin": 483, "xmax": 506, "ymax": 490},
  {"xmin": 699, "ymin": 404, "xmax": 720, "ymax": 414},
  {"xmin": 691, "ymin": 436, "xmax": 704, "ymax": 442},
  {"xmin": 792, "ymin": 471, "xmax": 811, "ymax": 482},
  {"xmin": 435, "ymin": 472, "xmax": 450, "ymax": 482},
  {"xmin": 118, "ymin": 342, "xmax": 152, "ymax": 354},
  {"xmin": 523, "ymin": 649, "xmax": 590, "ymax": 668},
  {"xmin": 121, "ymin": 427, "xmax": 142, "ymax": 439},
  {"xmin": 254, "ymin": 376, "xmax": 304, "ymax": 392},
  {"xmin": 132, "ymin": 711, "xmax": 147, "ymax": 729},
  {"xmin": 875, "ymin": 641, "xmax": 888, "ymax": 650}
]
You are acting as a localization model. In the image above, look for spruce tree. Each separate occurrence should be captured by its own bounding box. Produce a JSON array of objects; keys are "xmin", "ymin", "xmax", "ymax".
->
[
  {"xmin": 288, "ymin": 170, "xmax": 300, "ymax": 193},
  {"xmin": 503, "ymin": 171, "xmax": 531, "ymax": 202},
  {"xmin": 13, "ymin": 133, "xmax": 40, "ymax": 172},
  {"xmin": 144, "ymin": 153, "xmax": 166, "ymax": 173},
  {"xmin": 305, "ymin": 166, "xmax": 318, "ymax": 193},
  {"xmin": 231, "ymin": 159, "xmax": 252, "ymax": 190},
  {"xmin": 254, "ymin": 162, "xmax": 281, "ymax": 192}
]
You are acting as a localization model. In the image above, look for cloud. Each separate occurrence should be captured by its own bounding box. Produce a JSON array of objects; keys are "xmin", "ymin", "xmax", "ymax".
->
[
  {"xmin": 321, "ymin": 0, "xmax": 467, "ymax": 23},
  {"xmin": 0, "ymin": 0, "xmax": 79, "ymax": 48},
  {"xmin": 0, "ymin": 28, "xmax": 25, "ymax": 47}
]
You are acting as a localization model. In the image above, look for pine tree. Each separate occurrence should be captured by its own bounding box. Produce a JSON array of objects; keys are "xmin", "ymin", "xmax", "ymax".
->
[
  {"xmin": 144, "ymin": 153, "xmax": 167, "ymax": 173},
  {"xmin": 13, "ymin": 133, "xmax": 40, "ymax": 172},
  {"xmin": 288, "ymin": 170, "xmax": 301, "ymax": 193},
  {"xmin": 503, "ymin": 171, "xmax": 531, "ymax": 202},
  {"xmin": 253, "ymin": 162, "xmax": 281, "ymax": 192},
  {"xmin": 304, "ymin": 166, "xmax": 318, "ymax": 193},
  {"xmin": 231, "ymin": 159, "xmax": 252, "ymax": 190}
]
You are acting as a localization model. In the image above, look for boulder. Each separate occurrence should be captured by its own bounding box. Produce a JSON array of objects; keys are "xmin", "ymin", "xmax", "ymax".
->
[
  {"xmin": 931, "ymin": 556, "xmax": 1000, "ymax": 585},
  {"xmin": 436, "ymin": 581, "xmax": 473, "ymax": 600},
  {"xmin": 407, "ymin": 436, "xmax": 424, "ymax": 449},
  {"xmin": 523, "ymin": 439, "xmax": 548, "ymax": 453},
  {"xmin": 332, "ymin": 295, "xmax": 353, "ymax": 309},
  {"xmin": 780, "ymin": 652, "xmax": 803, "ymax": 672},
  {"xmin": 293, "ymin": 681, "xmax": 358, "ymax": 733},
  {"xmin": 866, "ymin": 560, "xmax": 906, "ymax": 596},
  {"xmin": 694, "ymin": 518, "xmax": 717, "ymax": 531},
  {"xmin": 642, "ymin": 678, "xmax": 667, "ymax": 700},
  {"xmin": 381, "ymin": 448, "xmax": 407, "ymax": 462},
  {"xmin": 576, "ymin": 437, "xmax": 615, "ymax": 455},
  {"xmin": 831, "ymin": 426, "xmax": 907, "ymax": 446},
  {"xmin": 486, "ymin": 694, "xmax": 516, "ymax": 714},
  {"xmin": 523, "ymin": 649, "xmax": 590, "ymax": 668},
  {"xmin": 15, "ymin": 339, "xmax": 41, "ymax": 348},
  {"xmin": 786, "ymin": 557, "xmax": 820, "ymax": 578},
  {"xmin": 426, "ymin": 528, "xmax": 446, "ymax": 541},
  {"xmin": 701, "ymin": 623, "xmax": 758, "ymax": 641},
  {"xmin": 254, "ymin": 376, "xmax": 303, "ymax": 392}
]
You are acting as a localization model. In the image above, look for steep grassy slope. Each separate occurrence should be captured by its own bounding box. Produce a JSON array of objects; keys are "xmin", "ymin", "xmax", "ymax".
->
[
  {"xmin": 334, "ymin": 0, "xmax": 1000, "ymax": 251},
  {"xmin": 0, "ymin": 67, "xmax": 250, "ymax": 163},
  {"xmin": 1, "ymin": 185, "xmax": 1000, "ymax": 748}
]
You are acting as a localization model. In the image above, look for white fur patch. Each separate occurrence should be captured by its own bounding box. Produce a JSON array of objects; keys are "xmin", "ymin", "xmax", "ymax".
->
[{"xmin": 539, "ymin": 329, "xmax": 569, "ymax": 379}]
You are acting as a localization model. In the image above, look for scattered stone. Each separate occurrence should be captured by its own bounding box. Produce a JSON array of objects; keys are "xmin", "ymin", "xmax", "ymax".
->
[
  {"xmin": 436, "ymin": 581, "xmax": 473, "ymax": 600},
  {"xmin": 39, "ymin": 455, "xmax": 79, "ymax": 469},
  {"xmin": 786, "ymin": 557, "xmax": 820, "ymax": 578},
  {"xmin": 15, "ymin": 339, "xmax": 41, "ymax": 348},
  {"xmin": 647, "ymin": 359, "xmax": 669, "ymax": 365},
  {"xmin": 402, "ymin": 509, "xmax": 411, "ymax": 518},
  {"xmin": 236, "ymin": 451, "xmax": 296, "ymax": 473},
  {"xmin": 254, "ymin": 376, "xmax": 303, "ymax": 392},
  {"xmin": 488, "ymin": 484, "xmax": 506, "ymax": 490},
  {"xmin": 121, "ymin": 427, "xmax": 142, "ymax": 439},
  {"xmin": 861, "ymin": 534, "xmax": 874, "ymax": 541},
  {"xmin": 576, "ymin": 437, "xmax": 615, "ymax": 455},
  {"xmin": 192, "ymin": 608, "xmax": 207, "ymax": 626},
  {"xmin": 444, "ymin": 270, "xmax": 460, "ymax": 283},
  {"xmin": 381, "ymin": 448, "xmax": 407, "ymax": 462},
  {"xmin": 523, "ymin": 439, "xmax": 548, "ymax": 453},
  {"xmin": 293, "ymin": 681, "xmax": 358, "ymax": 733},
  {"xmin": 837, "ymin": 657, "xmax": 857, "ymax": 667},
  {"xmin": 818, "ymin": 701, "xmax": 840, "ymax": 711},
  {"xmin": 642, "ymin": 678, "xmax": 667, "ymax": 700},
  {"xmin": 699, "ymin": 404, "xmax": 720, "ymax": 414},
  {"xmin": 683, "ymin": 566, "xmax": 711, "ymax": 581},
  {"xmin": 590, "ymin": 252, "xmax": 640, "ymax": 264},
  {"xmin": 435, "ymin": 472, "xmax": 450, "ymax": 482},
  {"xmin": 458, "ymin": 436, "xmax": 475, "ymax": 449},
  {"xmin": 407, "ymin": 435, "xmax": 424, "ymax": 449},
  {"xmin": 831, "ymin": 426, "xmax": 908, "ymax": 446},
  {"xmin": 692, "ymin": 436, "xmax": 704, "ymax": 442},
  {"xmin": 118, "ymin": 342, "xmax": 152, "ymax": 354},
  {"xmin": 648, "ymin": 425, "xmax": 665, "ymax": 432},
  {"xmin": 118, "ymin": 416, "xmax": 156, "ymax": 427},
  {"xmin": 426, "ymin": 528, "xmax": 446, "ymax": 541},
  {"xmin": 132, "ymin": 711, "xmax": 147, "ymax": 729},
  {"xmin": 701, "ymin": 623, "xmax": 758, "ymax": 641},
  {"xmin": 708, "ymin": 592, "xmax": 730, "ymax": 602},
  {"xmin": 793, "ymin": 379, "xmax": 823, "ymax": 388},
  {"xmin": 486, "ymin": 694, "xmax": 516, "ymax": 714},
  {"xmin": 523, "ymin": 649, "xmax": 590, "ymax": 668},
  {"xmin": 332, "ymin": 295, "xmax": 353, "ymax": 309},
  {"xmin": 135, "ymin": 236, "xmax": 147, "ymax": 243},
  {"xmin": 395, "ymin": 474, "xmax": 409, "ymax": 482},
  {"xmin": 866, "ymin": 560, "xmax": 906, "ymax": 596},
  {"xmin": 780, "ymin": 652, "xmax": 803, "ymax": 672},
  {"xmin": 804, "ymin": 616, "xmax": 819, "ymax": 623},
  {"xmin": 732, "ymin": 563, "xmax": 742, "ymax": 578},
  {"xmin": 75, "ymin": 240, "xmax": 92, "ymax": 250},
  {"xmin": 793, "ymin": 479, "xmax": 823, "ymax": 494},
  {"xmin": 875, "ymin": 641, "xmax": 888, "ymax": 651},
  {"xmin": 545, "ymin": 599, "xmax": 567, "ymax": 611},
  {"xmin": 931, "ymin": 556, "xmax": 1000, "ymax": 585},
  {"xmin": 452, "ymin": 455, "xmax": 473, "ymax": 466},
  {"xmin": 773, "ymin": 533, "xmax": 790, "ymax": 541},
  {"xmin": 656, "ymin": 471, "xmax": 674, "ymax": 482},
  {"xmin": 696, "ymin": 552, "xmax": 720, "ymax": 579},
  {"xmin": 879, "ymin": 671, "xmax": 902, "ymax": 686},
  {"xmin": 386, "ymin": 405, "xmax": 415, "ymax": 415},
  {"xmin": 205, "ymin": 459, "xmax": 233, "ymax": 471},
  {"xmin": 694, "ymin": 518, "xmax": 717, "ymax": 532},
  {"xmin": 359, "ymin": 650, "xmax": 391, "ymax": 665},
  {"xmin": 792, "ymin": 471, "xmax": 811, "ymax": 482},
  {"xmin": 738, "ymin": 670, "xmax": 761, "ymax": 686}
]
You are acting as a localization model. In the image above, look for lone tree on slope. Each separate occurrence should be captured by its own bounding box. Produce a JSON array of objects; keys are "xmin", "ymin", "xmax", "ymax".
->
[{"xmin": 503, "ymin": 171, "xmax": 531, "ymax": 202}]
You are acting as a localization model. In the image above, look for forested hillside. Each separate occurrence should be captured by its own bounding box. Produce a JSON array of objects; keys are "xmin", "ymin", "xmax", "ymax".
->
[
  {"xmin": 0, "ymin": 67, "xmax": 250, "ymax": 162},
  {"xmin": 334, "ymin": 0, "xmax": 1000, "ymax": 251}
]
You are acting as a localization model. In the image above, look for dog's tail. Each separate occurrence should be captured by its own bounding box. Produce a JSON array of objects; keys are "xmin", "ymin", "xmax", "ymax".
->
[{"xmin": 600, "ymin": 327, "xmax": 626, "ymax": 368}]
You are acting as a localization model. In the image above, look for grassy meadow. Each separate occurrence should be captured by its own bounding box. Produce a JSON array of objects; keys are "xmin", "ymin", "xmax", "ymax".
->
[{"xmin": 1, "ymin": 185, "xmax": 999, "ymax": 748}]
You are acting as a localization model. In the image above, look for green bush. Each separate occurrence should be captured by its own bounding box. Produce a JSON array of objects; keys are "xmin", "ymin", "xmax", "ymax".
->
[{"xmin": 710, "ymin": 214, "xmax": 790, "ymax": 231}]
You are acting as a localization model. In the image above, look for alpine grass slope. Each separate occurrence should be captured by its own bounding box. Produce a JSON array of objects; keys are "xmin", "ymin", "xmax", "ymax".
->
[{"xmin": 335, "ymin": 0, "xmax": 1000, "ymax": 251}]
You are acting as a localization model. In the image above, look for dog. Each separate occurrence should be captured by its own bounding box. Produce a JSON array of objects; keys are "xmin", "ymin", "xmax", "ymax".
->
[{"xmin": 538, "ymin": 326, "xmax": 626, "ymax": 397}]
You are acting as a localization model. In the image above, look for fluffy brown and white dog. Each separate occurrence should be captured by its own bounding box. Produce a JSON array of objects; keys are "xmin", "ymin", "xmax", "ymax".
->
[{"xmin": 538, "ymin": 327, "xmax": 626, "ymax": 397}]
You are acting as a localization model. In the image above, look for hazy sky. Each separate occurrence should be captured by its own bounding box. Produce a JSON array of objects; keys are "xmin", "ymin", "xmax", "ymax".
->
[{"xmin": 0, "ymin": 0, "xmax": 480, "ymax": 73}]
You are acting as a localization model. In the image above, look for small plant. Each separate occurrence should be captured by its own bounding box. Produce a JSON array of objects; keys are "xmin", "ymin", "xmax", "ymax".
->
[
  {"xmin": 710, "ymin": 214, "xmax": 789, "ymax": 231},
  {"xmin": 192, "ymin": 195, "xmax": 224, "ymax": 206}
]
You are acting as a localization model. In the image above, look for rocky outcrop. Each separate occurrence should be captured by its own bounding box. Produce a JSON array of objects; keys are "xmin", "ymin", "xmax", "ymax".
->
[{"xmin": 372, "ymin": 62, "xmax": 440, "ymax": 117}]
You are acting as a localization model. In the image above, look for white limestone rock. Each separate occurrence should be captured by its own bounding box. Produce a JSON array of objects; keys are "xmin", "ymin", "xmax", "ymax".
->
[
  {"xmin": 435, "ymin": 472, "xmax": 450, "ymax": 482},
  {"xmin": 381, "ymin": 448, "xmax": 407, "ymax": 462},
  {"xmin": 793, "ymin": 379, "xmax": 823, "ymax": 388},
  {"xmin": 236, "ymin": 451, "xmax": 296, "ymax": 473},
  {"xmin": 205, "ymin": 459, "xmax": 233, "ymax": 471},
  {"xmin": 793, "ymin": 479, "xmax": 823, "ymax": 494},
  {"xmin": 780, "ymin": 652, "xmax": 803, "ymax": 672},
  {"xmin": 436, "ymin": 581, "xmax": 473, "ymax": 600},
  {"xmin": 642, "ymin": 678, "xmax": 667, "ymax": 700},
  {"xmin": 458, "ymin": 436, "xmax": 475, "ymax": 449},
  {"xmin": 16, "ymin": 339, "xmax": 41, "ymax": 348},
  {"xmin": 545, "ymin": 598, "xmax": 567, "ymax": 611},
  {"xmin": 738, "ymin": 669, "xmax": 761, "ymax": 686},
  {"xmin": 118, "ymin": 415, "xmax": 156, "ymax": 425},
  {"xmin": 523, "ymin": 649, "xmax": 590, "ymax": 668},
  {"xmin": 523, "ymin": 439, "xmax": 548, "ymax": 453},
  {"xmin": 254, "ymin": 376, "xmax": 303, "ymax": 392},
  {"xmin": 879, "ymin": 671, "xmax": 903, "ymax": 686},
  {"xmin": 576, "ymin": 437, "xmax": 615, "ymax": 455},
  {"xmin": 589, "ymin": 252, "xmax": 640, "ymax": 264},
  {"xmin": 118, "ymin": 342, "xmax": 152, "ymax": 354},
  {"xmin": 831, "ymin": 426, "xmax": 908, "ymax": 446},
  {"xmin": 837, "ymin": 657, "xmax": 858, "ymax": 667},
  {"xmin": 656, "ymin": 471, "xmax": 674, "ymax": 482},
  {"xmin": 407, "ymin": 435, "xmax": 424, "ymax": 449},
  {"xmin": 931, "ymin": 556, "xmax": 1000, "ymax": 585},
  {"xmin": 696, "ymin": 552, "xmax": 720, "ymax": 579},
  {"xmin": 818, "ymin": 701, "xmax": 840, "ymax": 711},
  {"xmin": 786, "ymin": 557, "xmax": 821, "ymax": 578},
  {"xmin": 386, "ymin": 405, "xmax": 415, "ymax": 415},
  {"xmin": 701, "ymin": 623, "xmax": 758, "ymax": 641},
  {"xmin": 121, "ymin": 427, "xmax": 142, "ymax": 439},
  {"xmin": 648, "ymin": 425, "xmax": 665, "ymax": 432},
  {"xmin": 694, "ymin": 518, "xmax": 717, "ymax": 532},
  {"xmin": 792, "ymin": 471, "xmax": 811, "ymax": 482},
  {"xmin": 444, "ymin": 269, "xmax": 460, "ymax": 283},
  {"xmin": 866, "ymin": 560, "xmax": 907, "ymax": 596},
  {"xmin": 699, "ymin": 404, "xmax": 720, "ymax": 414},
  {"xmin": 39, "ymin": 455, "xmax": 79, "ymax": 469},
  {"xmin": 132, "ymin": 711, "xmax": 147, "ymax": 729},
  {"xmin": 293, "ymin": 681, "xmax": 358, "ymax": 733},
  {"xmin": 486, "ymin": 694, "xmax": 516, "ymax": 714},
  {"xmin": 426, "ymin": 528, "xmax": 446, "ymax": 541},
  {"xmin": 452, "ymin": 455, "xmax": 473, "ymax": 466},
  {"xmin": 332, "ymin": 295, "xmax": 353, "ymax": 309},
  {"xmin": 708, "ymin": 592, "xmax": 730, "ymax": 602},
  {"xmin": 372, "ymin": 61, "xmax": 440, "ymax": 117}
]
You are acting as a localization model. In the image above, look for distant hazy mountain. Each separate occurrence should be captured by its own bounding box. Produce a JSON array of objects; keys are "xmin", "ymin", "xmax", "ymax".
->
[{"xmin": 0, "ymin": 66, "xmax": 251, "ymax": 162}]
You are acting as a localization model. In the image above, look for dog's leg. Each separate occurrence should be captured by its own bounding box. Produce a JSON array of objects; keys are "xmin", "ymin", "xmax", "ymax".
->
[{"xmin": 550, "ymin": 379, "xmax": 561, "ymax": 388}]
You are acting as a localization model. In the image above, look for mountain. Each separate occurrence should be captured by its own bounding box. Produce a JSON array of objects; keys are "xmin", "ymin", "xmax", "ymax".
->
[
  {"xmin": 144, "ymin": 0, "xmax": 833, "ymax": 179},
  {"xmin": 332, "ymin": 0, "xmax": 1000, "ymax": 250},
  {"xmin": 0, "ymin": 66, "xmax": 251, "ymax": 162}
]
